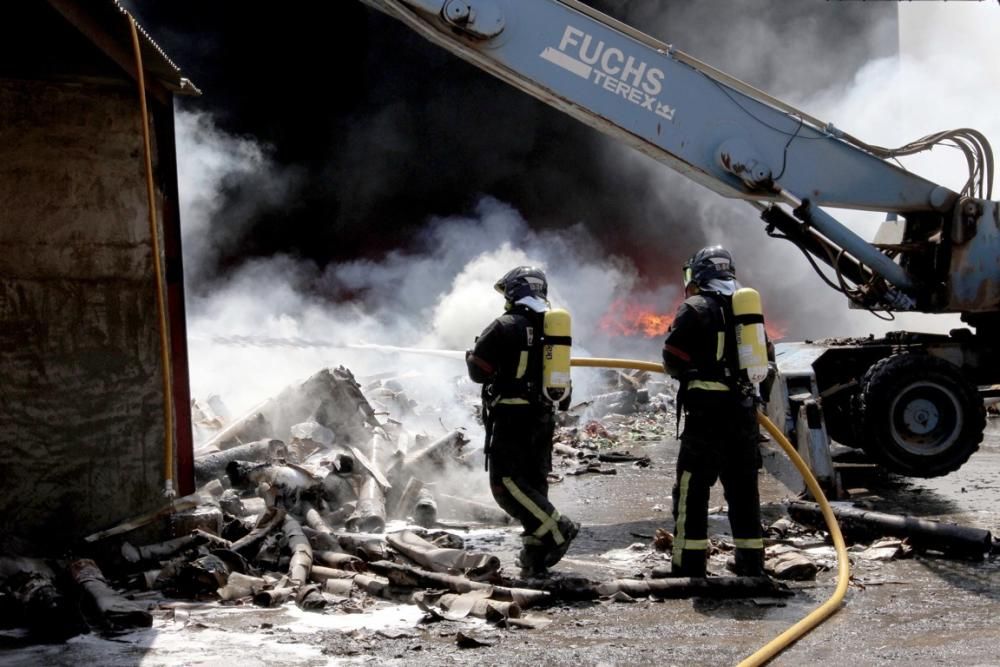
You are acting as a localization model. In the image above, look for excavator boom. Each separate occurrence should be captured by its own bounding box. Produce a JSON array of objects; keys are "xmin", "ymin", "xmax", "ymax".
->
[{"xmin": 362, "ymin": 0, "xmax": 953, "ymax": 213}]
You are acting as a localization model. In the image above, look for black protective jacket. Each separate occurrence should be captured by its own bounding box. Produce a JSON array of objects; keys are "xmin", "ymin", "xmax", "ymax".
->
[
  {"xmin": 662, "ymin": 292, "xmax": 739, "ymax": 390},
  {"xmin": 467, "ymin": 305, "xmax": 546, "ymax": 406},
  {"xmin": 663, "ymin": 290, "xmax": 775, "ymax": 412}
]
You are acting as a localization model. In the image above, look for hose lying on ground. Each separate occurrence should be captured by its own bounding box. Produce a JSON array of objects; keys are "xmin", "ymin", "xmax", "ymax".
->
[
  {"xmin": 569, "ymin": 357, "xmax": 850, "ymax": 666},
  {"xmin": 341, "ymin": 349, "xmax": 851, "ymax": 663}
]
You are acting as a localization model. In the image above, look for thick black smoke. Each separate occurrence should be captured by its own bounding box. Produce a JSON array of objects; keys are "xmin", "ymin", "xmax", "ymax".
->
[{"xmin": 125, "ymin": 0, "xmax": 895, "ymax": 292}]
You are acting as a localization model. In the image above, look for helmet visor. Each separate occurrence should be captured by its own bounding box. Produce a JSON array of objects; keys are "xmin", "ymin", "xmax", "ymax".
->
[{"xmin": 682, "ymin": 265, "xmax": 693, "ymax": 287}]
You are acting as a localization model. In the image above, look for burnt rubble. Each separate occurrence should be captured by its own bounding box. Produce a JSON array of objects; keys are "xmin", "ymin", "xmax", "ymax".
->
[
  {"xmin": 550, "ymin": 368, "xmax": 672, "ymax": 477},
  {"xmin": 1, "ymin": 365, "xmax": 995, "ymax": 647}
]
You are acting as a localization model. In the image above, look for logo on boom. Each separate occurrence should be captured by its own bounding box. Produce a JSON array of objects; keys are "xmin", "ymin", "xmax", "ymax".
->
[{"xmin": 540, "ymin": 25, "xmax": 676, "ymax": 121}]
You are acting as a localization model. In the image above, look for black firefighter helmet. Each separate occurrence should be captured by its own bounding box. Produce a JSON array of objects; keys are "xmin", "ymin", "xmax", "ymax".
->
[
  {"xmin": 683, "ymin": 246, "xmax": 735, "ymax": 288},
  {"xmin": 495, "ymin": 266, "xmax": 548, "ymax": 303}
]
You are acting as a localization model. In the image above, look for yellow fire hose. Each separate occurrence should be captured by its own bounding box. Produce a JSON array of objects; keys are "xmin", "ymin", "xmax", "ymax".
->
[
  {"xmin": 129, "ymin": 17, "xmax": 176, "ymax": 498},
  {"xmin": 571, "ymin": 357, "xmax": 850, "ymax": 665}
]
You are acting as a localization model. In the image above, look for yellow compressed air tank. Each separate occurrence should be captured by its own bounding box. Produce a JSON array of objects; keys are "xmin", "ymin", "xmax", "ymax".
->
[
  {"xmin": 542, "ymin": 308, "xmax": 572, "ymax": 405},
  {"xmin": 732, "ymin": 287, "xmax": 769, "ymax": 385}
]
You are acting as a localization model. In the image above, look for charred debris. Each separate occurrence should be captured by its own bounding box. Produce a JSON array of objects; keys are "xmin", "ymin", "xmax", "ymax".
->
[{"xmin": 1, "ymin": 366, "xmax": 996, "ymax": 645}]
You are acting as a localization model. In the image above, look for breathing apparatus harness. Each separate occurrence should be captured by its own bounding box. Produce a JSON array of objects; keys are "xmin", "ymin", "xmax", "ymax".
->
[
  {"xmin": 481, "ymin": 303, "xmax": 572, "ymax": 470},
  {"xmin": 674, "ymin": 289, "xmax": 761, "ymax": 436}
]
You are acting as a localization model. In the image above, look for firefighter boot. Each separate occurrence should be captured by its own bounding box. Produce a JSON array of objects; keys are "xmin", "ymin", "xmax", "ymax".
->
[
  {"xmin": 543, "ymin": 517, "xmax": 580, "ymax": 569},
  {"xmin": 670, "ymin": 549, "xmax": 707, "ymax": 578},
  {"xmin": 733, "ymin": 548, "xmax": 766, "ymax": 577},
  {"xmin": 516, "ymin": 536, "xmax": 548, "ymax": 577}
]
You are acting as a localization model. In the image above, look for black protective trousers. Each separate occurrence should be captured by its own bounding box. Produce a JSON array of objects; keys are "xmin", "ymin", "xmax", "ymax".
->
[
  {"xmin": 487, "ymin": 405, "xmax": 569, "ymax": 551},
  {"xmin": 671, "ymin": 393, "xmax": 764, "ymax": 576}
]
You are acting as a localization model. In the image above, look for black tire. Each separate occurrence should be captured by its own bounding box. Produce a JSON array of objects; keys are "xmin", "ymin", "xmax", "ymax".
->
[{"xmin": 859, "ymin": 353, "xmax": 984, "ymax": 478}]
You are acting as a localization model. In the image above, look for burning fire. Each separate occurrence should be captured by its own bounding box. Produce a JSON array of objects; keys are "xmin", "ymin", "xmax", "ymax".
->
[
  {"xmin": 598, "ymin": 298, "xmax": 788, "ymax": 341},
  {"xmin": 765, "ymin": 321, "xmax": 787, "ymax": 341},
  {"xmin": 598, "ymin": 298, "xmax": 680, "ymax": 337}
]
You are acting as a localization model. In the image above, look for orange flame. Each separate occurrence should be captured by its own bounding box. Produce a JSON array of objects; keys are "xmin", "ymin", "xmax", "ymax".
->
[
  {"xmin": 598, "ymin": 298, "xmax": 679, "ymax": 337},
  {"xmin": 765, "ymin": 321, "xmax": 787, "ymax": 341},
  {"xmin": 599, "ymin": 297, "xmax": 790, "ymax": 341}
]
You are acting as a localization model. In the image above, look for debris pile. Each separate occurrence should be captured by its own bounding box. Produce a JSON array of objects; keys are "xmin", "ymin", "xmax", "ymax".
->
[
  {"xmin": 1, "ymin": 366, "xmax": 536, "ymax": 641},
  {"xmin": 550, "ymin": 369, "xmax": 674, "ymax": 476},
  {"xmin": 2, "ymin": 365, "xmax": 995, "ymax": 652},
  {"xmin": 189, "ymin": 366, "xmax": 496, "ymax": 531},
  {"xmin": 566, "ymin": 368, "xmax": 676, "ymax": 422}
]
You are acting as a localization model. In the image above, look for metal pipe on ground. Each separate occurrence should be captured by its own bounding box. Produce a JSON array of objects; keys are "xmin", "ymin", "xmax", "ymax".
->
[
  {"xmin": 598, "ymin": 576, "xmax": 790, "ymax": 599},
  {"xmin": 308, "ymin": 565, "xmax": 357, "ymax": 583},
  {"xmin": 69, "ymin": 559, "xmax": 153, "ymax": 631},
  {"xmin": 194, "ymin": 439, "xmax": 280, "ymax": 485},
  {"xmin": 337, "ymin": 534, "xmax": 389, "ymax": 562},
  {"xmin": 217, "ymin": 572, "xmax": 269, "ymax": 601},
  {"xmin": 386, "ymin": 530, "xmax": 500, "ymax": 578},
  {"xmin": 352, "ymin": 573, "xmax": 415, "ymax": 603},
  {"xmin": 436, "ymin": 493, "xmax": 513, "ymax": 524},
  {"xmin": 387, "ymin": 476, "xmax": 424, "ymax": 520},
  {"xmin": 346, "ymin": 432, "xmax": 392, "ymax": 532},
  {"xmin": 788, "ymin": 500, "xmax": 993, "ymax": 560},
  {"xmin": 230, "ymin": 507, "xmax": 286, "ymax": 556},
  {"xmin": 367, "ymin": 560, "xmax": 551, "ymax": 608},
  {"xmin": 283, "ymin": 515, "xmax": 313, "ymax": 585},
  {"xmin": 313, "ymin": 550, "xmax": 366, "ymax": 572},
  {"xmin": 438, "ymin": 592, "xmax": 521, "ymax": 619},
  {"xmin": 253, "ymin": 586, "xmax": 295, "ymax": 608}
]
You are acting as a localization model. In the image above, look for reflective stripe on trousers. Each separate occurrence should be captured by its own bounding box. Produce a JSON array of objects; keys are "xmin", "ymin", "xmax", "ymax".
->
[
  {"xmin": 672, "ymin": 471, "xmax": 709, "ymax": 566},
  {"xmin": 734, "ymin": 537, "xmax": 764, "ymax": 549},
  {"xmin": 502, "ymin": 476, "xmax": 566, "ymax": 545}
]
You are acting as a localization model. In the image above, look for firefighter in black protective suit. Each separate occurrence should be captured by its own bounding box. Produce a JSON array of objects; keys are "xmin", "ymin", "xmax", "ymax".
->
[
  {"xmin": 662, "ymin": 246, "xmax": 768, "ymax": 578},
  {"xmin": 466, "ymin": 266, "xmax": 579, "ymax": 576}
]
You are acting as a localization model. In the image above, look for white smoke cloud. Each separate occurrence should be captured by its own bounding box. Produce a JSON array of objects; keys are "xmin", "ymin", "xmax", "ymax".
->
[{"xmin": 178, "ymin": 130, "xmax": 657, "ymax": 423}]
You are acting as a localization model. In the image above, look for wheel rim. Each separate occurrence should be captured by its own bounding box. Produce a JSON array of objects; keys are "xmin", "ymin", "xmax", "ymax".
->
[{"xmin": 888, "ymin": 381, "xmax": 962, "ymax": 456}]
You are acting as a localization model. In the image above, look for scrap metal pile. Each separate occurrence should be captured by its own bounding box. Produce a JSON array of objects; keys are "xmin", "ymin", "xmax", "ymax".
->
[{"xmin": 2, "ymin": 365, "xmax": 996, "ymax": 647}]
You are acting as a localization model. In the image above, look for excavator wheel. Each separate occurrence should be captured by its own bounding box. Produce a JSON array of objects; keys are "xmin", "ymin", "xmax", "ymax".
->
[{"xmin": 859, "ymin": 353, "xmax": 985, "ymax": 478}]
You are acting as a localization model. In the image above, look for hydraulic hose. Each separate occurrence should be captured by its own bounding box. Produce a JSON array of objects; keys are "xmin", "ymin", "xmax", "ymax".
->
[
  {"xmin": 570, "ymin": 356, "xmax": 850, "ymax": 666},
  {"xmin": 129, "ymin": 16, "xmax": 176, "ymax": 498}
]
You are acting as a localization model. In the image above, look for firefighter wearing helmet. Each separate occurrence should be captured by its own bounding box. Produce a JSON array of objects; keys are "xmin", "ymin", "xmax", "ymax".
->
[
  {"xmin": 466, "ymin": 266, "xmax": 579, "ymax": 576},
  {"xmin": 662, "ymin": 246, "xmax": 771, "ymax": 577}
]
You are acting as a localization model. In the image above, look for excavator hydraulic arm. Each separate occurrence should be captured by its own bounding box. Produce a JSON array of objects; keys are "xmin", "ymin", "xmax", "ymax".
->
[
  {"xmin": 360, "ymin": 0, "xmax": 1000, "ymax": 318},
  {"xmin": 363, "ymin": 0, "xmax": 952, "ymax": 211}
]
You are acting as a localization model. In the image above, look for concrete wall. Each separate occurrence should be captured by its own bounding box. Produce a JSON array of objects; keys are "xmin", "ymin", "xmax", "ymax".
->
[{"xmin": 0, "ymin": 78, "xmax": 168, "ymax": 554}]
